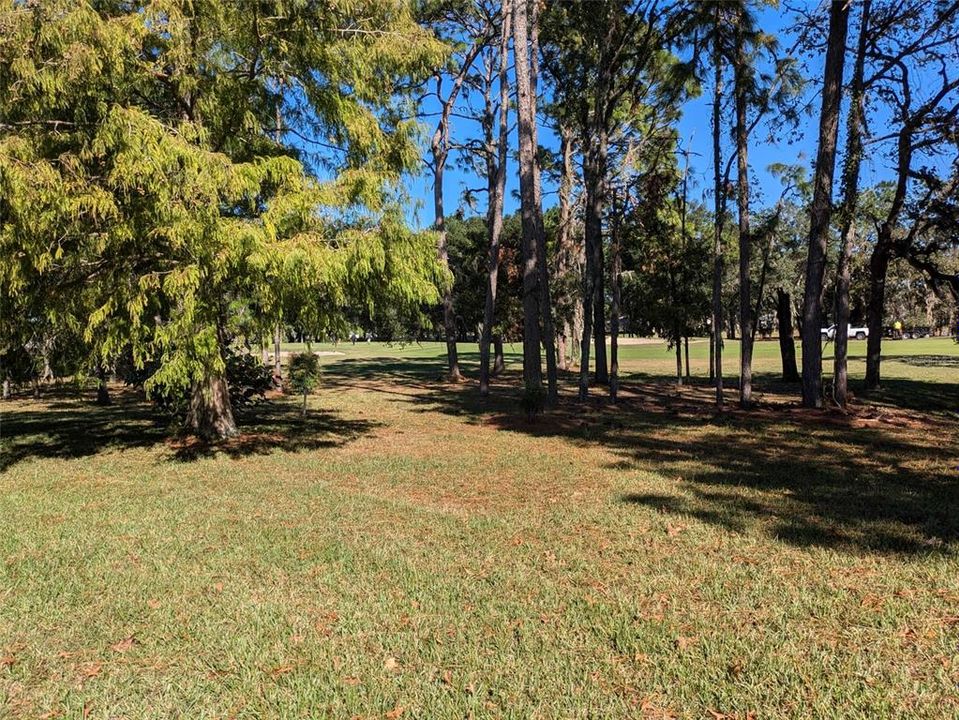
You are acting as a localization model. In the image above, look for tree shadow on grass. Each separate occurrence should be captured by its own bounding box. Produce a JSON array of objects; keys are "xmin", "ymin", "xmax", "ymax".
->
[
  {"xmin": 0, "ymin": 387, "xmax": 377, "ymax": 471},
  {"xmin": 321, "ymin": 356, "xmax": 959, "ymax": 556}
]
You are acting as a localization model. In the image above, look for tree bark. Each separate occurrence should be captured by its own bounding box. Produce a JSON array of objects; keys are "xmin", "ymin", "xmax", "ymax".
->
[
  {"xmin": 865, "ymin": 244, "xmax": 890, "ymax": 389},
  {"xmin": 556, "ymin": 124, "xmax": 576, "ymax": 373},
  {"xmin": 493, "ymin": 336, "xmax": 505, "ymax": 375},
  {"xmin": 800, "ymin": 0, "xmax": 850, "ymax": 408},
  {"xmin": 528, "ymin": 1, "xmax": 558, "ymax": 403},
  {"xmin": 684, "ymin": 336, "xmax": 690, "ymax": 382},
  {"xmin": 609, "ymin": 193, "xmax": 621, "ymax": 403},
  {"xmin": 3, "ymin": 378, "xmax": 10, "ymax": 400},
  {"xmin": 733, "ymin": 9, "xmax": 754, "ymax": 408},
  {"xmin": 95, "ymin": 365, "xmax": 111, "ymax": 405},
  {"xmin": 480, "ymin": 2, "xmax": 511, "ymax": 396},
  {"xmin": 711, "ymin": 10, "xmax": 725, "ymax": 407},
  {"xmin": 579, "ymin": 128, "xmax": 608, "ymax": 398},
  {"xmin": 512, "ymin": 0, "xmax": 543, "ymax": 390},
  {"xmin": 273, "ymin": 323, "xmax": 282, "ymax": 387},
  {"xmin": 776, "ymin": 288, "xmax": 801, "ymax": 382},
  {"xmin": 834, "ymin": 0, "xmax": 870, "ymax": 408},
  {"xmin": 187, "ymin": 374, "xmax": 238, "ymax": 441}
]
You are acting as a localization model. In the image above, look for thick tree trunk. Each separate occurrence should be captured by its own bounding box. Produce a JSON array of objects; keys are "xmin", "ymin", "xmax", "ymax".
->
[
  {"xmin": 733, "ymin": 11, "xmax": 754, "ymax": 408},
  {"xmin": 187, "ymin": 374, "xmax": 238, "ymax": 441},
  {"xmin": 800, "ymin": 0, "xmax": 850, "ymax": 408},
  {"xmin": 834, "ymin": 0, "xmax": 870, "ymax": 408},
  {"xmin": 711, "ymin": 3, "xmax": 725, "ymax": 407},
  {"xmin": 776, "ymin": 288, "xmax": 801, "ymax": 383},
  {"xmin": 513, "ymin": 0, "xmax": 543, "ymax": 390}
]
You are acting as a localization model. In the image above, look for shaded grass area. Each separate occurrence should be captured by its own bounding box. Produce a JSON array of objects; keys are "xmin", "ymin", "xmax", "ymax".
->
[{"xmin": 2, "ymin": 339, "xmax": 959, "ymax": 718}]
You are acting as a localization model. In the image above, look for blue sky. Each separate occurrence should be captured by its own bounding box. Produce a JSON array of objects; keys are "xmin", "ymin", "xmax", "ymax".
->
[{"xmin": 401, "ymin": 2, "xmax": 906, "ymax": 230}]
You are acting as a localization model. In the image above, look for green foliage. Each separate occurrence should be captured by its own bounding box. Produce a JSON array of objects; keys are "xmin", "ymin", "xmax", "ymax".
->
[
  {"xmin": 288, "ymin": 353, "xmax": 321, "ymax": 397},
  {"xmin": 0, "ymin": 0, "xmax": 448, "ymax": 416},
  {"xmin": 120, "ymin": 347, "xmax": 273, "ymax": 417}
]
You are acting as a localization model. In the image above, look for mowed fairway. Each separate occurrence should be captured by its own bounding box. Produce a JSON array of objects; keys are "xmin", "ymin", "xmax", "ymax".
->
[{"xmin": 2, "ymin": 338, "xmax": 958, "ymax": 719}]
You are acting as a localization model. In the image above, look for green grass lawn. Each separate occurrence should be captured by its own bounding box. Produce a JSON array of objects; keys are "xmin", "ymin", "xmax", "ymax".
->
[{"xmin": 2, "ymin": 338, "xmax": 958, "ymax": 718}]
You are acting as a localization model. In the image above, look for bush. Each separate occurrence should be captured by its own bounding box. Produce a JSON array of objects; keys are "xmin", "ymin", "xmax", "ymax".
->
[
  {"xmin": 120, "ymin": 347, "xmax": 274, "ymax": 417},
  {"xmin": 519, "ymin": 382, "xmax": 546, "ymax": 422},
  {"xmin": 287, "ymin": 352, "xmax": 321, "ymax": 416}
]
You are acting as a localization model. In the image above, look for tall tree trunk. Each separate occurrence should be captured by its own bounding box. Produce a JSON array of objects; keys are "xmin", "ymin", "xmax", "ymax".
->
[
  {"xmin": 432, "ymin": 146, "xmax": 461, "ymax": 381},
  {"xmin": 480, "ymin": 2, "xmax": 511, "ymax": 396},
  {"xmin": 579, "ymin": 129, "xmax": 609, "ymax": 398},
  {"xmin": 2, "ymin": 378, "xmax": 9, "ymax": 400},
  {"xmin": 513, "ymin": 0, "xmax": 543, "ymax": 390},
  {"xmin": 556, "ymin": 124, "xmax": 576, "ymax": 373},
  {"xmin": 801, "ymin": 0, "xmax": 850, "ymax": 408},
  {"xmin": 609, "ymin": 192, "xmax": 621, "ymax": 403},
  {"xmin": 776, "ymin": 288, "xmax": 801, "ymax": 382},
  {"xmin": 528, "ymin": 1, "xmax": 558, "ymax": 403},
  {"xmin": 864, "ymin": 243, "xmax": 890, "ymax": 388},
  {"xmin": 711, "ymin": 10, "xmax": 725, "ymax": 407},
  {"xmin": 273, "ymin": 323, "xmax": 282, "ymax": 386},
  {"xmin": 834, "ymin": 0, "xmax": 871, "ymax": 407},
  {"xmin": 733, "ymin": 10, "xmax": 754, "ymax": 408},
  {"xmin": 684, "ymin": 336, "xmax": 691, "ymax": 382}
]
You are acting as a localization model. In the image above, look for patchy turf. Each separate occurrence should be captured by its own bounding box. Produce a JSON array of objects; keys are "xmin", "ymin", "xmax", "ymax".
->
[{"xmin": 1, "ymin": 338, "xmax": 958, "ymax": 719}]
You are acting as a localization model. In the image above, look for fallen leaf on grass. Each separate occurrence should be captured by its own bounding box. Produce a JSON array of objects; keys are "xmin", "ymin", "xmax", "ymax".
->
[
  {"xmin": 82, "ymin": 702, "xmax": 93, "ymax": 719},
  {"xmin": 147, "ymin": 599, "xmax": 161, "ymax": 609},
  {"xmin": 0, "ymin": 655, "xmax": 14, "ymax": 669},
  {"xmin": 384, "ymin": 656, "xmax": 400, "ymax": 672},
  {"xmin": 342, "ymin": 676, "xmax": 361, "ymax": 686},
  {"xmin": 441, "ymin": 669, "xmax": 453, "ymax": 686},
  {"xmin": 674, "ymin": 635, "xmax": 696, "ymax": 651},
  {"xmin": 270, "ymin": 664, "xmax": 295, "ymax": 678},
  {"xmin": 665, "ymin": 523, "xmax": 685, "ymax": 538},
  {"xmin": 79, "ymin": 662, "xmax": 103, "ymax": 680},
  {"xmin": 385, "ymin": 706, "xmax": 404, "ymax": 719},
  {"xmin": 111, "ymin": 635, "xmax": 136, "ymax": 653}
]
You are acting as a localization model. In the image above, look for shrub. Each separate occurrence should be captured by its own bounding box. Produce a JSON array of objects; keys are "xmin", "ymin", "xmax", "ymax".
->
[
  {"xmin": 519, "ymin": 382, "xmax": 546, "ymax": 422},
  {"xmin": 288, "ymin": 352, "xmax": 321, "ymax": 416}
]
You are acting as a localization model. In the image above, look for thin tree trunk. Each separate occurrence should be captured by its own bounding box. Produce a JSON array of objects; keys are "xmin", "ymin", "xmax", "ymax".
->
[
  {"xmin": 675, "ymin": 337, "xmax": 683, "ymax": 386},
  {"xmin": 865, "ymin": 244, "xmax": 890, "ymax": 389},
  {"xmin": 513, "ymin": 0, "xmax": 543, "ymax": 390},
  {"xmin": 776, "ymin": 288, "xmax": 801, "ymax": 382},
  {"xmin": 95, "ymin": 365, "xmax": 111, "ymax": 405},
  {"xmin": 801, "ymin": 0, "xmax": 850, "ymax": 408},
  {"xmin": 528, "ymin": 1, "xmax": 558, "ymax": 403},
  {"xmin": 834, "ymin": 0, "xmax": 870, "ymax": 408},
  {"xmin": 493, "ymin": 336, "xmax": 505, "ymax": 375},
  {"xmin": 556, "ymin": 124, "xmax": 576, "ymax": 373},
  {"xmin": 609, "ymin": 192, "xmax": 621, "ymax": 403},
  {"xmin": 684, "ymin": 336, "xmax": 691, "ymax": 382},
  {"xmin": 733, "ymin": 10, "xmax": 754, "ymax": 408},
  {"xmin": 273, "ymin": 324, "xmax": 282, "ymax": 386},
  {"xmin": 711, "ymin": 10, "xmax": 725, "ymax": 407},
  {"xmin": 2, "ymin": 378, "xmax": 9, "ymax": 400},
  {"xmin": 579, "ymin": 128, "xmax": 609, "ymax": 398},
  {"xmin": 480, "ymin": 2, "xmax": 511, "ymax": 396}
]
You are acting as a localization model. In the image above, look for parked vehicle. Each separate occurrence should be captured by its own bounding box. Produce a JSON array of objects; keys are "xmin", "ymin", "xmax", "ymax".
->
[{"xmin": 821, "ymin": 324, "xmax": 868, "ymax": 341}]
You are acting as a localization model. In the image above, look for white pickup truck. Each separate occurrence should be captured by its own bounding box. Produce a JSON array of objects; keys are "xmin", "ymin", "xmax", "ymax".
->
[{"xmin": 821, "ymin": 324, "xmax": 868, "ymax": 341}]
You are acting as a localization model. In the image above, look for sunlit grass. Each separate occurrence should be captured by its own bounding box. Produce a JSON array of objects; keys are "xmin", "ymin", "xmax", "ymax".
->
[{"xmin": 1, "ymin": 338, "xmax": 958, "ymax": 718}]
